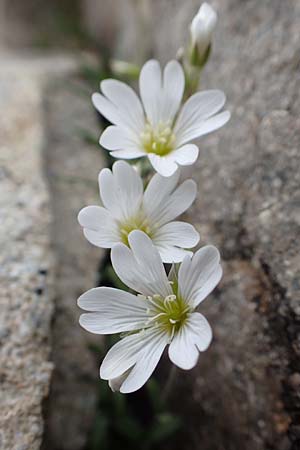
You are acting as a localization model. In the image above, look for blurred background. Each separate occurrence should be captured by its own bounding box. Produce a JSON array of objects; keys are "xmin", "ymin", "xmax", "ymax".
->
[{"xmin": 1, "ymin": 1, "xmax": 300, "ymax": 450}]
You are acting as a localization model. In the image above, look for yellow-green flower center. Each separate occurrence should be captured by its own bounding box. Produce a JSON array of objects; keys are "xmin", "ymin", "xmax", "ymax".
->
[
  {"xmin": 118, "ymin": 215, "xmax": 152, "ymax": 246},
  {"xmin": 141, "ymin": 122, "xmax": 176, "ymax": 156},
  {"xmin": 147, "ymin": 294, "xmax": 190, "ymax": 338}
]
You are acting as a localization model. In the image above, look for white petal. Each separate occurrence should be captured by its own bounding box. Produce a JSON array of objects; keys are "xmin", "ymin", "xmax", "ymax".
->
[
  {"xmin": 168, "ymin": 312, "xmax": 212, "ymax": 370},
  {"xmin": 139, "ymin": 60, "xmax": 162, "ymax": 126},
  {"xmin": 171, "ymin": 144, "xmax": 199, "ymax": 166},
  {"xmin": 98, "ymin": 168, "xmax": 115, "ymax": 210},
  {"xmin": 191, "ymin": 3, "xmax": 218, "ymax": 40},
  {"xmin": 83, "ymin": 228, "xmax": 120, "ymax": 248},
  {"xmin": 192, "ymin": 264, "xmax": 222, "ymax": 307},
  {"xmin": 175, "ymin": 90, "xmax": 225, "ymax": 131},
  {"xmin": 112, "ymin": 160, "xmax": 143, "ymax": 217},
  {"xmin": 128, "ymin": 230, "xmax": 173, "ymax": 295},
  {"xmin": 148, "ymin": 145, "xmax": 199, "ymax": 177},
  {"xmin": 143, "ymin": 170, "xmax": 180, "ymax": 217},
  {"xmin": 120, "ymin": 330, "xmax": 169, "ymax": 393},
  {"xmin": 111, "ymin": 231, "xmax": 172, "ymax": 297},
  {"xmin": 98, "ymin": 161, "xmax": 143, "ymax": 221},
  {"xmin": 78, "ymin": 205, "xmax": 114, "ymax": 231},
  {"xmin": 178, "ymin": 111, "xmax": 231, "ymax": 145},
  {"xmin": 178, "ymin": 245, "xmax": 221, "ymax": 307},
  {"xmin": 111, "ymin": 244, "xmax": 153, "ymax": 295},
  {"xmin": 100, "ymin": 125, "xmax": 140, "ymax": 151},
  {"xmin": 168, "ymin": 322, "xmax": 199, "ymax": 370},
  {"xmin": 100, "ymin": 330, "xmax": 150, "ymax": 380},
  {"xmin": 100, "ymin": 327, "xmax": 166, "ymax": 382},
  {"xmin": 109, "ymin": 372, "xmax": 130, "ymax": 392},
  {"xmin": 174, "ymin": 90, "xmax": 227, "ymax": 145},
  {"xmin": 145, "ymin": 178, "xmax": 197, "ymax": 227},
  {"xmin": 92, "ymin": 92, "xmax": 121, "ymax": 126},
  {"xmin": 110, "ymin": 149, "xmax": 146, "ymax": 159},
  {"xmin": 147, "ymin": 153, "xmax": 178, "ymax": 177},
  {"xmin": 153, "ymin": 221, "xmax": 200, "ymax": 248},
  {"xmin": 161, "ymin": 60, "xmax": 185, "ymax": 123},
  {"xmin": 78, "ymin": 287, "xmax": 149, "ymax": 334},
  {"xmin": 155, "ymin": 246, "xmax": 193, "ymax": 264},
  {"xmin": 186, "ymin": 312, "xmax": 213, "ymax": 351},
  {"xmin": 100, "ymin": 79, "xmax": 145, "ymax": 132},
  {"xmin": 78, "ymin": 206, "xmax": 120, "ymax": 247},
  {"xmin": 190, "ymin": 3, "xmax": 217, "ymax": 56}
]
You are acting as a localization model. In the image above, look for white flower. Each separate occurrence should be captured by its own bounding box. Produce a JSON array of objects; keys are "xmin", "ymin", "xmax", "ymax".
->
[
  {"xmin": 78, "ymin": 160, "xmax": 199, "ymax": 263},
  {"xmin": 190, "ymin": 3, "xmax": 217, "ymax": 63},
  {"xmin": 78, "ymin": 230, "xmax": 222, "ymax": 393},
  {"xmin": 92, "ymin": 59, "xmax": 230, "ymax": 177}
]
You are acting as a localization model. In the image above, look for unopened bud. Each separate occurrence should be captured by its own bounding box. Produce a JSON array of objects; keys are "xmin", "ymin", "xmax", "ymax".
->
[
  {"xmin": 189, "ymin": 3, "xmax": 217, "ymax": 67},
  {"xmin": 110, "ymin": 59, "xmax": 140, "ymax": 80}
]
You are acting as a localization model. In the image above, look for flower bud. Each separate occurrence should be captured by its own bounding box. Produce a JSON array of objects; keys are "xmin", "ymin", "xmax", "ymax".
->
[
  {"xmin": 189, "ymin": 3, "xmax": 217, "ymax": 67},
  {"xmin": 110, "ymin": 59, "xmax": 140, "ymax": 80}
]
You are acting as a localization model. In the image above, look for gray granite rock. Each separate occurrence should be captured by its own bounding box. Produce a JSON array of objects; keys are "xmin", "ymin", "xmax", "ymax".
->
[
  {"xmin": 0, "ymin": 56, "xmax": 55, "ymax": 450},
  {"xmin": 0, "ymin": 54, "xmax": 105, "ymax": 450},
  {"xmin": 42, "ymin": 65, "xmax": 106, "ymax": 450},
  {"xmin": 182, "ymin": 1, "xmax": 300, "ymax": 448}
]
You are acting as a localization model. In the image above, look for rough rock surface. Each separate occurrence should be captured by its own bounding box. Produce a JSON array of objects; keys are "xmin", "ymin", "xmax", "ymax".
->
[
  {"xmin": 42, "ymin": 67, "xmax": 105, "ymax": 450},
  {"xmin": 0, "ymin": 56, "xmax": 57, "ymax": 450},
  {"xmin": 0, "ymin": 54, "xmax": 105, "ymax": 450},
  {"xmin": 184, "ymin": 1, "xmax": 300, "ymax": 449},
  {"xmin": 102, "ymin": 0, "xmax": 300, "ymax": 449}
]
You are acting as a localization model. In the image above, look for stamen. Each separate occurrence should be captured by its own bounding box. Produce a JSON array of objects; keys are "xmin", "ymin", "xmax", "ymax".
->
[
  {"xmin": 169, "ymin": 325, "xmax": 176, "ymax": 342},
  {"xmin": 118, "ymin": 213, "xmax": 152, "ymax": 246},
  {"xmin": 141, "ymin": 121, "xmax": 176, "ymax": 156},
  {"xmin": 147, "ymin": 312, "xmax": 167, "ymax": 323},
  {"xmin": 146, "ymin": 293, "xmax": 191, "ymax": 338},
  {"xmin": 147, "ymin": 296, "xmax": 165, "ymax": 312},
  {"xmin": 163, "ymin": 295, "xmax": 176, "ymax": 309}
]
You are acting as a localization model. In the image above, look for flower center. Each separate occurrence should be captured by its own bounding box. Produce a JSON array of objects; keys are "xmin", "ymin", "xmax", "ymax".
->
[
  {"xmin": 118, "ymin": 215, "xmax": 152, "ymax": 246},
  {"xmin": 147, "ymin": 294, "xmax": 190, "ymax": 339},
  {"xmin": 141, "ymin": 122, "xmax": 176, "ymax": 156}
]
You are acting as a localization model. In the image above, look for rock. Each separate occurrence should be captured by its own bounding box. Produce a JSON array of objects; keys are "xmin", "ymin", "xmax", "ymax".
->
[
  {"xmin": 0, "ymin": 53, "xmax": 105, "ymax": 450},
  {"xmin": 86, "ymin": 0, "xmax": 300, "ymax": 448},
  {"xmin": 42, "ymin": 61, "xmax": 106, "ymax": 450},
  {"xmin": 182, "ymin": 1, "xmax": 300, "ymax": 448},
  {"xmin": 0, "ymin": 55, "xmax": 55, "ymax": 450}
]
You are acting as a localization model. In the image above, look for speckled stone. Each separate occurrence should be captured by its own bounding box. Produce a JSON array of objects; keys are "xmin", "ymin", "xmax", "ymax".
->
[
  {"xmin": 0, "ymin": 54, "xmax": 105, "ymax": 450},
  {"xmin": 0, "ymin": 56, "xmax": 56, "ymax": 450},
  {"xmin": 42, "ymin": 66, "xmax": 106, "ymax": 450}
]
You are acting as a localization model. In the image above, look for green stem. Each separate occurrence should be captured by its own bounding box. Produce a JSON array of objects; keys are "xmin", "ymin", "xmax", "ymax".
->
[
  {"xmin": 184, "ymin": 62, "xmax": 202, "ymax": 99},
  {"xmin": 162, "ymin": 365, "xmax": 178, "ymax": 402}
]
